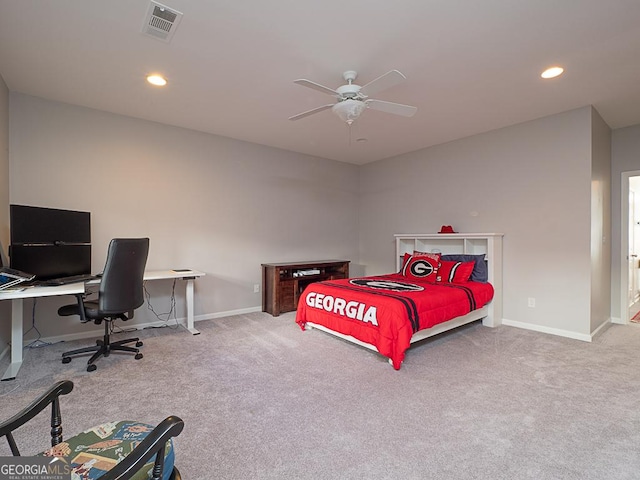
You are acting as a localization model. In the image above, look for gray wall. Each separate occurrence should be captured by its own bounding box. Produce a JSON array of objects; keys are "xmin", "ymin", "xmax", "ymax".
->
[
  {"xmin": 0, "ymin": 73, "xmax": 9, "ymax": 352},
  {"xmin": 590, "ymin": 108, "xmax": 612, "ymax": 332},
  {"xmin": 8, "ymin": 93, "xmax": 360, "ymax": 339},
  {"xmin": 359, "ymin": 107, "xmax": 597, "ymax": 338},
  {"xmin": 2, "ymin": 93, "xmax": 620, "ymax": 346},
  {"xmin": 611, "ymin": 123, "xmax": 640, "ymax": 321}
]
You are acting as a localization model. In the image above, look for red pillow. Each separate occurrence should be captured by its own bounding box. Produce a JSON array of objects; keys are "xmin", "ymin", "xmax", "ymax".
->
[
  {"xmin": 437, "ymin": 260, "xmax": 474, "ymax": 283},
  {"xmin": 400, "ymin": 253, "xmax": 440, "ymax": 282}
]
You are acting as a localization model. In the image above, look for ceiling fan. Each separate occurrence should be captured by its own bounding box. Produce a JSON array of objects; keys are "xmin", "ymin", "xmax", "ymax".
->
[{"xmin": 289, "ymin": 70, "xmax": 417, "ymax": 125}]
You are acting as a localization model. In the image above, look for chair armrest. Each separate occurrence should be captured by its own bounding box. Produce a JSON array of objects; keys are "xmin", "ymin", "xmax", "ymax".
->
[
  {"xmin": 0, "ymin": 380, "xmax": 73, "ymax": 447},
  {"xmin": 97, "ymin": 416, "xmax": 184, "ymax": 480},
  {"xmin": 74, "ymin": 293, "xmax": 88, "ymax": 323}
]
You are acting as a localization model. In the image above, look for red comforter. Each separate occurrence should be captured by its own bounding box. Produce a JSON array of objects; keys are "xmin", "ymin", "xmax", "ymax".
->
[{"xmin": 296, "ymin": 274, "xmax": 494, "ymax": 369}]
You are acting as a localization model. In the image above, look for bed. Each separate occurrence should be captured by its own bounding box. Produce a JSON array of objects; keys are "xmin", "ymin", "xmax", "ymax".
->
[{"xmin": 295, "ymin": 233, "xmax": 503, "ymax": 369}]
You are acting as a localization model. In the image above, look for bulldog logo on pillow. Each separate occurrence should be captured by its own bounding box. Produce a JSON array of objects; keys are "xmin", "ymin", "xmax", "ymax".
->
[
  {"xmin": 400, "ymin": 253, "xmax": 440, "ymax": 282},
  {"xmin": 409, "ymin": 259, "xmax": 434, "ymax": 277}
]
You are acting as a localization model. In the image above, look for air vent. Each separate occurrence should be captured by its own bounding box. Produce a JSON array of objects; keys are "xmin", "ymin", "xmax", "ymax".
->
[{"xmin": 142, "ymin": 1, "xmax": 183, "ymax": 43}]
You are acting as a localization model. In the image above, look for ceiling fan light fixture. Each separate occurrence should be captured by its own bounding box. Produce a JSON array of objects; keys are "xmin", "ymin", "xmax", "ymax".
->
[
  {"xmin": 332, "ymin": 99, "xmax": 366, "ymax": 124},
  {"xmin": 290, "ymin": 69, "xmax": 415, "ymax": 124}
]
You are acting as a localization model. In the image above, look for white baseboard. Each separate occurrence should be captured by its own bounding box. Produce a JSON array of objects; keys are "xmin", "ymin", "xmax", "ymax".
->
[
  {"xmin": 17, "ymin": 306, "xmax": 264, "ymax": 347},
  {"xmin": 590, "ymin": 318, "xmax": 612, "ymax": 340},
  {"xmin": 25, "ymin": 319, "xmax": 185, "ymax": 345},
  {"xmin": 194, "ymin": 306, "xmax": 262, "ymax": 321},
  {"xmin": 502, "ymin": 318, "xmax": 593, "ymax": 342},
  {"xmin": 611, "ymin": 316, "xmax": 624, "ymax": 325}
]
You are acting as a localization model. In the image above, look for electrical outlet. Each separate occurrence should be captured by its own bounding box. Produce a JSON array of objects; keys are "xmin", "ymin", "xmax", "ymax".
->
[
  {"xmin": 528, "ymin": 297, "xmax": 536, "ymax": 308},
  {"xmin": 253, "ymin": 284, "xmax": 260, "ymax": 293}
]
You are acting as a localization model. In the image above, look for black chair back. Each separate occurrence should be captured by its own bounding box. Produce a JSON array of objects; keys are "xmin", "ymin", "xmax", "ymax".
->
[{"xmin": 98, "ymin": 238, "xmax": 149, "ymax": 315}]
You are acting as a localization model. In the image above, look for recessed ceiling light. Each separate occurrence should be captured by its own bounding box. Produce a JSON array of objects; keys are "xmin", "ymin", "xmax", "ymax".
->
[
  {"xmin": 146, "ymin": 74, "xmax": 167, "ymax": 86},
  {"xmin": 541, "ymin": 66, "xmax": 564, "ymax": 79}
]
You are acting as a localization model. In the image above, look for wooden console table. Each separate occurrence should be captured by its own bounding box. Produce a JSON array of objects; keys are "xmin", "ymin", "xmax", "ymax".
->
[{"xmin": 262, "ymin": 260, "xmax": 350, "ymax": 316}]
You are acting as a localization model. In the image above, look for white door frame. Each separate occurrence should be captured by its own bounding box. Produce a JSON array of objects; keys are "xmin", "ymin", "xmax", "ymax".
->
[{"xmin": 620, "ymin": 170, "xmax": 640, "ymax": 324}]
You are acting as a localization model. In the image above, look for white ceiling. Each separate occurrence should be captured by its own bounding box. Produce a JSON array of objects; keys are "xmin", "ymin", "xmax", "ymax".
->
[{"xmin": 1, "ymin": 1, "xmax": 640, "ymax": 165}]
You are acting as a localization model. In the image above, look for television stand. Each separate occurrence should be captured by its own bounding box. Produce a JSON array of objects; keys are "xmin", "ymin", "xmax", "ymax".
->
[{"xmin": 261, "ymin": 260, "xmax": 350, "ymax": 316}]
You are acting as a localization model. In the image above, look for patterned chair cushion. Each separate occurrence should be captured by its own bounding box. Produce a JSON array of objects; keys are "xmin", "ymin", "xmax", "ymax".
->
[{"xmin": 40, "ymin": 420, "xmax": 175, "ymax": 480}]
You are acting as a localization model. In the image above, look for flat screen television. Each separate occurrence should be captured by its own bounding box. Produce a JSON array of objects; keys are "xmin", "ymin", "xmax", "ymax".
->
[{"xmin": 9, "ymin": 205, "xmax": 91, "ymax": 280}]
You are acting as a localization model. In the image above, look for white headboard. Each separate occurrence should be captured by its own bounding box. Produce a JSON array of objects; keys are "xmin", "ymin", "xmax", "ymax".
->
[{"xmin": 394, "ymin": 233, "xmax": 504, "ymax": 327}]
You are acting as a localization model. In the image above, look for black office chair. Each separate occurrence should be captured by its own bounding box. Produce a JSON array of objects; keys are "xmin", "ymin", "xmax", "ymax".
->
[
  {"xmin": 59, "ymin": 238, "xmax": 150, "ymax": 372},
  {"xmin": 0, "ymin": 380, "xmax": 183, "ymax": 479}
]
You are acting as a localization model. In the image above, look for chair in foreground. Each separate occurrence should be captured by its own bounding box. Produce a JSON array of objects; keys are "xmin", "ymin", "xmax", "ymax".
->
[
  {"xmin": 59, "ymin": 238, "xmax": 150, "ymax": 372},
  {"xmin": 0, "ymin": 380, "xmax": 183, "ymax": 480}
]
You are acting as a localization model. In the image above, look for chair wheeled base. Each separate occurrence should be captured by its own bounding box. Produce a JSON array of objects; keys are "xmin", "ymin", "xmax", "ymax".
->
[{"xmin": 62, "ymin": 315, "xmax": 144, "ymax": 372}]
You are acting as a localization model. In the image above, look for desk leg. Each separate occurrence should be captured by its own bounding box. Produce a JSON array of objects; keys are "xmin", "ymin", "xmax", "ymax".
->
[
  {"xmin": 185, "ymin": 278, "xmax": 199, "ymax": 335},
  {"xmin": 2, "ymin": 299, "xmax": 24, "ymax": 381}
]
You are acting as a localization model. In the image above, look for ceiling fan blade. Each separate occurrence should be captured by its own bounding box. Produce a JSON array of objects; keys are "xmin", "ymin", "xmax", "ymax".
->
[
  {"xmin": 288, "ymin": 104, "xmax": 335, "ymax": 121},
  {"xmin": 294, "ymin": 79, "xmax": 338, "ymax": 97},
  {"xmin": 366, "ymin": 99, "xmax": 417, "ymax": 117},
  {"xmin": 359, "ymin": 70, "xmax": 407, "ymax": 97}
]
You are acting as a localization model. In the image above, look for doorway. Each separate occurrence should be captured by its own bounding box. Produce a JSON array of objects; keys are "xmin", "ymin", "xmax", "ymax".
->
[{"xmin": 621, "ymin": 171, "xmax": 640, "ymax": 323}]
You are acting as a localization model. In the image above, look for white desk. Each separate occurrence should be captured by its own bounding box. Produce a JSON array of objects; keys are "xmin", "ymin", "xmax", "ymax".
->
[{"xmin": 0, "ymin": 269, "xmax": 205, "ymax": 381}]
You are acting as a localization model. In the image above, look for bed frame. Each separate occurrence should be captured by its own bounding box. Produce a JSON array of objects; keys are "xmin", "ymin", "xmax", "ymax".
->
[{"xmin": 305, "ymin": 233, "xmax": 504, "ymax": 363}]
